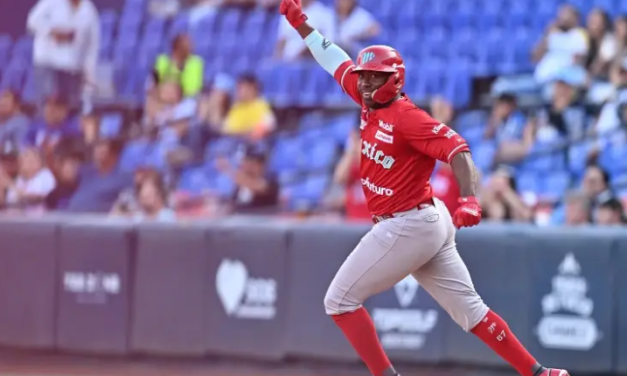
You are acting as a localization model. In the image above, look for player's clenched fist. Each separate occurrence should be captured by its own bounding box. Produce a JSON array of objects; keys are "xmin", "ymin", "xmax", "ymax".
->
[
  {"xmin": 279, "ymin": 0, "xmax": 308, "ymax": 29},
  {"xmin": 453, "ymin": 196, "xmax": 482, "ymax": 229}
]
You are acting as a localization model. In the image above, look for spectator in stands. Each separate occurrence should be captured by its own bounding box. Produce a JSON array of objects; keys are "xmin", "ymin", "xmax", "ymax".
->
[
  {"xmin": 582, "ymin": 163, "xmax": 614, "ymax": 206},
  {"xmin": 0, "ymin": 148, "xmax": 56, "ymax": 213},
  {"xmin": 77, "ymin": 113, "xmax": 101, "ymax": 158},
  {"xmin": 143, "ymin": 81, "xmax": 198, "ymax": 168},
  {"xmin": 595, "ymin": 196, "xmax": 626, "ymax": 225},
  {"xmin": 588, "ymin": 10, "xmax": 617, "ymax": 78},
  {"xmin": 479, "ymin": 166, "xmax": 532, "ymax": 222},
  {"xmin": 45, "ymin": 152, "xmax": 81, "ymax": 210},
  {"xmin": 549, "ymin": 163, "xmax": 612, "ymax": 225},
  {"xmin": 27, "ymin": 0, "xmax": 100, "ymax": 110},
  {"xmin": 66, "ymin": 138, "xmax": 132, "ymax": 213},
  {"xmin": 197, "ymin": 74, "xmax": 234, "ymax": 137},
  {"xmin": 25, "ymin": 95, "xmax": 80, "ymax": 150},
  {"xmin": 217, "ymin": 150, "xmax": 279, "ymax": 214},
  {"xmin": 153, "ymin": 34, "xmax": 204, "ymax": 97},
  {"xmin": 112, "ymin": 174, "xmax": 175, "ymax": 221},
  {"xmin": 485, "ymin": 94, "xmax": 531, "ymax": 164},
  {"xmin": 563, "ymin": 190, "xmax": 592, "ymax": 226},
  {"xmin": 335, "ymin": 0, "xmax": 381, "ymax": 56},
  {"xmin": 222, "ymin": 74, "xmax": 276, "ymax": 140},
  {"xmin": 132, "ymin": 177, "xmax": 176, "ymax": 221},
  {"xmin": 532, "ymin": 4, "xmax": 588, "ymax": 85},
  {"xmin": 0, "ymin": 91, "xmax": 29, "ymax": 154},
  {"xmin": 275, "ymin": 0, "xmax": 336, "ymax": 61},
  {"xmin": 592, "ymin": 15, "xmax": 627, "ymax": 77},
  {"xmin": 590, "ymin": 59, "xmax": 627, "ymax": 145},
  {"xmin": 111, "ymin": 167, "xmax": 162, "ymax": 216},
  {"xmin": 531, "ymin": 76, "xmax": 587, "ymax": 143},
  {"xmin": 146, "ymin": 82, "xmax": 197, "ymax": 139},
  {"xmin": 325, "ymin": 128, "xmax": 369, "ymax": 220},
  {"xmin": 585, "ymin": 8, "xmax": 612, "ymax": 72}
]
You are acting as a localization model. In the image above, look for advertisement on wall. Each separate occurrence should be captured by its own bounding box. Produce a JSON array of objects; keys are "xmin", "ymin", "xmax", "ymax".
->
[
  {"xmin": 366, "ymin": 275, "xmax": 446, "ymax": 363},
  {"xmin": 529, "ymin": 244, "xmax": 614, "ymax": 373},
  {"xmin": 216, "ymin": 258, "xmax": 277, "ymax": 320},
  {"xmin": 205, "ymin": 225, "xmax": 288, "ymax": 360},
  {"xmin": 536, "ymin": 253, "xmax": 601, "ymax": 351}
]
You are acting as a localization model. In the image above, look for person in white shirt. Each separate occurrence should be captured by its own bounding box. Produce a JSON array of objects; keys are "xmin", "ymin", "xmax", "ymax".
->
[
  {"xmin": 27, "ymin": 0, "xmax": 100, "ymax": 109},
  {"xmin": 532, "ymin": 4, "xmax": 588, "ymax": 84},
  {"xmin": 335, "ymin": 0, "xmax": 380, "ymax": 56},
  {"xmin": 2, "ymin": 147, "xmax": 56, "ymax": 213},
  {"xmin": 275, "ymin": 0, "xmax": 336, "ymax": 61}
]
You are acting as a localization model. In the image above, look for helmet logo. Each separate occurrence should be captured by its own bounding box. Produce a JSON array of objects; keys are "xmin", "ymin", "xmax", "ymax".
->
[{"xmin": 361, "ymin": 52, "xmax": 375, "ymax": 63}]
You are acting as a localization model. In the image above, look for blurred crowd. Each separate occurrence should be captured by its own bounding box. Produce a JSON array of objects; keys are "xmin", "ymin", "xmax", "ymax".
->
[{"xmin": 0, "ymin": 0, "xmax": 624, "ymax": 226}]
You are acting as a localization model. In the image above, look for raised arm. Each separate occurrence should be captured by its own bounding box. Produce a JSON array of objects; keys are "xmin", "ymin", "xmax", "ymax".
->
[{"xmin": 279, "ymin": 0, "xmax": 362, "ymax": 104}]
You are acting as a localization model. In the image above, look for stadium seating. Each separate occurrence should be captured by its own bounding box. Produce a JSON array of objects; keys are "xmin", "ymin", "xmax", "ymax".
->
[{"xmin": 4, "ymin": 0, "xmax": 627, "ymax": 211}]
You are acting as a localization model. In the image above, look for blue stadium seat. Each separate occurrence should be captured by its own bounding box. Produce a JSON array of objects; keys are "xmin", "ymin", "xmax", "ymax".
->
[
  {"xmin": 268, "ymin": 134, "xmax": 306, "ymax": 173},
  {"xmin": 21, "ymin": 68, "xmax": 36, "ymax": 103},
  {"xmin": 455, "ymin": 110, "xmax": 488, "ymax": 131},
  {"xmin": 287, "ymin": 173, "xmax": 331, "ymax": 208},
  {"xmin": 100, "ymin": 113, "xmax": 123, "ymax": 138},
  {"xmin": 521, "ymin": 148, "xmax": 566, "ymax": 172},
  {"xmin": 168, "ymin": 13, "xmax": 190, "ymax": 40},
  {"xmin": 328, "ymin": 113, "xmax": 358, "ymax": 145},
  {"xmin": 299, "ymin": 67, "xmax": 329, "ymax": 106},
  {"xmin": 143, "ymin": 17, "xmax": 166, "ymax": 39},
  {"xmin": 0, "ymin": 34, "xmax": 11, "ymax": 67},
  {"xmin": 299, "ymin": 111, "xmax": 326, "ymax": 131},
  {"xmin": 472, "ymin": 141, "xmax": 497, "ymax": 173},
  {"xmin": 567, "ymin": 141, "xmax": 592, "ymax": 177},
  {"xmin": 213, "ymin": 172, "xmax": 236, "ymax": 198},
  {"xmin": 119, "ymin": 139, "xmax": 150, "ymax": 172},
  {"xmin": 599, "ymin": 141, "xmax": 627, "ymax": 176},
  {"xmin": 540, "ymin": 172, "xmax": 571, "ymax": 202},
  {"xmin": 306, "ymin": 139, "xmax": 338, "ymax": 172},
  {"xmin": 178, "ymin": 167, "xmax": 213, "ymax": 195},
  {"xmin": 459, "ymin": 126, "xmax": 484, "ymax": 149},
  {"xmin": 11, "ymin": 37, "xmax": 33, "ymax": 60},
  {"xmin": 218, "ymin": 8, "xmax": 244, "ymax": 34},
  {"xmin": 204, "ymin": 136, "xmax": 243, "ymax": 160},
  {"xmin": 0, "ymin": 60, "xmax": 27, "ymax": 92},
  {"xmin": 516, "ymin": 171, "xmax": 540, "ymax": 194}
]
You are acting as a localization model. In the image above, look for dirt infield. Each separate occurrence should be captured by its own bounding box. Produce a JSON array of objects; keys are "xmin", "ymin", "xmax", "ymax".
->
[{"xmin": 0, "ymin": 350, "xmax": 518, "ymax": 376}]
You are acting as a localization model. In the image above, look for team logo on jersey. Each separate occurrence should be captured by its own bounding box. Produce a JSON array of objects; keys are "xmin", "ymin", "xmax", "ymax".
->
[
  {"xmin": 432, "ymin": 123, "xmax": 446, "ymax": 134},
  {"xmin": 375, "ymin": 130, "xmax": 394, "ymax": 144},
  {"xmin": 361, "ymin": 52, "xmax": 376, "ymax": 63},
  {"xmin": 362, "ymin": 141, "xmax": 395, "ymax": 169},
  {"xmin": 378, "ymin": 120, "xmax": 394, "ymax": 132}
]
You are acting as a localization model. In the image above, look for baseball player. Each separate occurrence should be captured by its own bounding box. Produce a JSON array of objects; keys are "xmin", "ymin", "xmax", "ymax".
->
[{"xmin": 278, "ymin": 1, "xmax": 570, "ymax": 376}]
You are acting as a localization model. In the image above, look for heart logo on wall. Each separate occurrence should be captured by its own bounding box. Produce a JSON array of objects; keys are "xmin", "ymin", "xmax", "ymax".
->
[{"xmin": 216, "ymin": 258, "xmax": 249, "ymax": 315}]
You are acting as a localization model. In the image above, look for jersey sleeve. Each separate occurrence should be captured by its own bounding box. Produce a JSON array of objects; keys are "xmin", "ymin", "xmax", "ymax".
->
[
  {"xmin": 397, "ymin": 108, "xmax": 470, "ymax": 163},
  {"xmin": 333, "ymin": 61, "xmax": 363, "ymax": 106}
]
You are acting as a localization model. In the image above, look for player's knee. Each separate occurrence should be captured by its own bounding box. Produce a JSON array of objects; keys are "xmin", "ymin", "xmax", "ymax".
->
[
  {"xmin": 449, "ymin": 297, "xmax": 489, "ymax": 332},
  {"xmin": 323, "ymin": 285, "xmax": 359, "ymax": 315}
]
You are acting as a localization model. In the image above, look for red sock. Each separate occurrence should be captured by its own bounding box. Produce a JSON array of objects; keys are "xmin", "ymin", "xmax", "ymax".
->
[
  {"xmin": 332, "ymin": 307, "xmax": 392, "ymax": 376},
  {"xmin": 472, "ymin": 310, "xmax": 538, "ymax": 376}
]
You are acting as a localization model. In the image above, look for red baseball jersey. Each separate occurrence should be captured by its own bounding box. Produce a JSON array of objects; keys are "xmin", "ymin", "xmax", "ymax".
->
[{"xmin": 333, "ymin": 61, "xmax": 470, "ymax": 216}]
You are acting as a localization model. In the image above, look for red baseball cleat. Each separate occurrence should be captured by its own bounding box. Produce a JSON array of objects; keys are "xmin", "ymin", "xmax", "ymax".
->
[{"xmin": 538, "ymin": 368, "xmax": 570, "ymax": 376}]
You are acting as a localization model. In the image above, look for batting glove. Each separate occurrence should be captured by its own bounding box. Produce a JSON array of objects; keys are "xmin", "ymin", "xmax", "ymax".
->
[
  {"xmin": 279, "ymin": 0, "xmax": 308, "ymax": 29},
  {"xmin": 453, "ymin": 196, "xmax": 482, "ymax": 229}
]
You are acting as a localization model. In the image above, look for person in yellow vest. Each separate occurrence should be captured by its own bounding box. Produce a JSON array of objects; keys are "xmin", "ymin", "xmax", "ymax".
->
[
  {"xmin": 153, "ymin": 34, "xmax": 204, "ymax": 97},
  {"xmin": 222, "ymin": 74, "xmax": 276, "ymax": 140}
]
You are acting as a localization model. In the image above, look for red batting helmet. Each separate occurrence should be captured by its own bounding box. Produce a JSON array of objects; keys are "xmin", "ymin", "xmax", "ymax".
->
[{"xmin": 352, "ymin": 45, "xmax": 405, "ymax": 104}]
